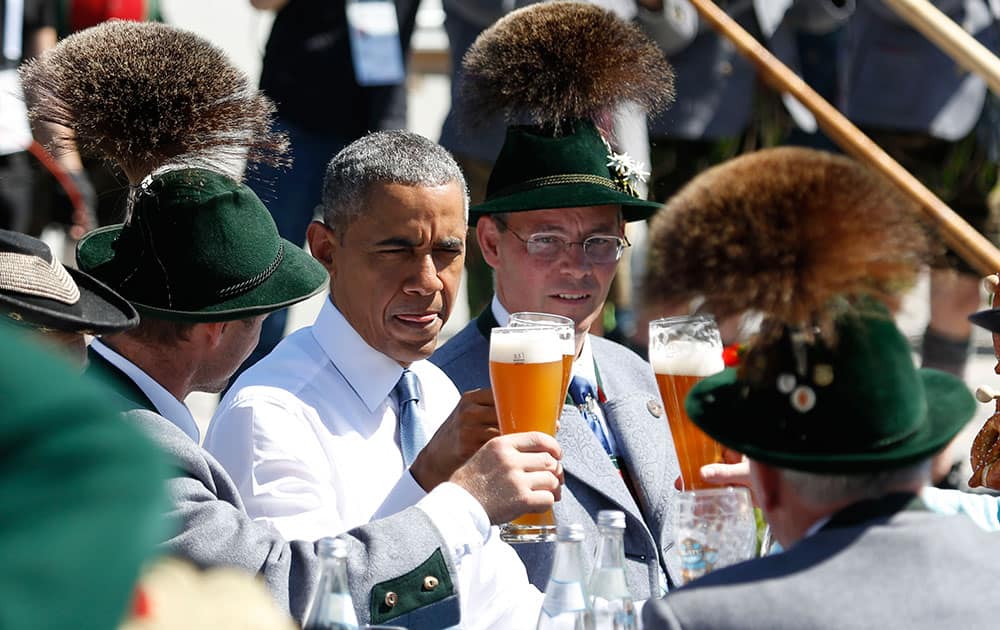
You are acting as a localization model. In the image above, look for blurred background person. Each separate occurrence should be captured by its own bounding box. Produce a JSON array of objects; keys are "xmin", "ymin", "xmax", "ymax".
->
[
  {"xmin": 637, "ymin": 0, "xmax": 851, "ymax": 353},
  {"xmin": 840, "ymin": 0, "xmax": 999, "ymax": 381},
  {"xmin": 1, "ymin": 0, "xmax": 56, "ymax": 233},
  {"xmin": 240, "ymin": 0, "xmax": 421, "ymax": 374},
  {"xmin": 839, "ymin": 0, "xmax": 1000, "ymax": 487}
]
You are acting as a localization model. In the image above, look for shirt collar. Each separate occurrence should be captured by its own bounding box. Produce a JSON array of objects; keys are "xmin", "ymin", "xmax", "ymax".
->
[
  {"xmin": 311, "ymin": 298, "xmax": 404, "ymax": 414},
  {"xmin": 491, "ymin": 295, "xmax": 596, "ymax": 382},
  {"xmin": 802, "ymin": 515, "xmax": 831, "ymax": 540},
  {"xmin": 573, "ymin": 334, "xmax": 597, "ymax": 385},
  {"xmin": 90, "ymin": 339, "xmax": 201, "ymax": 442},
  {"xmin": 490, "ymin": 295, "xmax": 511, "ymax": 327}
]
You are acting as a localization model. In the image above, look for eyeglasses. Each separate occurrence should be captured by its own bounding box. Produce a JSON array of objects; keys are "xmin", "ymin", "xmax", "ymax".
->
[{"xmin": 494, "ymin": 217, "xmax": 629, "ymax": 264}]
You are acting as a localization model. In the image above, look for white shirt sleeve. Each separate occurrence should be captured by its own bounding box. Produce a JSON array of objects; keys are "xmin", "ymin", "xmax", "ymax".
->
[
  {"xmin": 372, "ymin": 470, "xmax": 427, "ymax": 521},
  {"xmin": 417, "ymin": 482, "xmax": 544, "ymax": 630},
  {"xmin": 921, "ymin": 486, "xmax": 1000, "ymax": 531},
  {"xmin": 206, "ymin": 391, "xmax": 346, "ymax": 541}
]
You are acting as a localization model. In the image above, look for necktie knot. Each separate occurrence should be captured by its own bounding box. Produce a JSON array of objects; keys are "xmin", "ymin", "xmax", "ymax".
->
[
  {"xmin": 568, "ymin": 375, "xmax": 597, "ymax": 406},
  {"xmin": 568, "ymin": 375, "xmax": 616, "ymax": 459},
  {"xmin": 393, "ymin": 369, "xmax": 421, "ymax": 406}
]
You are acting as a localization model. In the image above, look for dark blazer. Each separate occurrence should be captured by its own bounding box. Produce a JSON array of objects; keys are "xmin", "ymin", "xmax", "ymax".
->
[
  {"xmin": 841, "ymin": 0, "xmax": 998, "ymax": 140},
  {"xmin": 642, "ymin": 494, "xmax": 1000, "ymax": 629},
  {"xmin": 432, "ymin": 308, "xmax": 680, "ymax": 598}
]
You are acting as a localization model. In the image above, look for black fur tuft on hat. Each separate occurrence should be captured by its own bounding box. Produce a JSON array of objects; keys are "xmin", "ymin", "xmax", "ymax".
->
[
  {"xmin": 20, "ymin": 20, "xmax": 286, "ymax": 184},
  {"xmin": 460, "ymin": 2, "xmax": 674, "ymax": 134}
]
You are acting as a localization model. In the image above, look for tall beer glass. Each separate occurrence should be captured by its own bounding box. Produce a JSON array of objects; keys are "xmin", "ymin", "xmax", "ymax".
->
[
  {"xmin": 649, "ymin": 315, "xmax": 725, "ymax": 490},
  {"xmin": 508, "ymin": 312, "xmax": 575, "ymax": 406},
  {"xmin": 490, "ymin": 325, "xmax": 565, "ymax": 543}
]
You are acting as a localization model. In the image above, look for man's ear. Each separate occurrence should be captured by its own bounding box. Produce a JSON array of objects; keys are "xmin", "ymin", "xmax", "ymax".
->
[
  {"xmin": 306, "ymin": 220, "xmax": 337, "ymax": 274},
  {"xmin": 477, "ymin": 217, "xmax": 502, "ymax": 269},
  {"xmin": 749, "ymin": 460, "xmax": 782, "ymax": 513},
  {"xmin": 194, "ymin": 321, "xmax": 227, "ymax": 351}
]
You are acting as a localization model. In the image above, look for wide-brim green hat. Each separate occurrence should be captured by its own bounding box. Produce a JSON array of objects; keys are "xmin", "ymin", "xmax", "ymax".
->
[
  {"xmin": 77, "ymin": 168, "xmax": 327, "ymax": 322},
  {"xmin": 470, "ymin": 120, "xmax": 662, "ymax": 224},
  {"xmin": 685, "ymin": 308, "xmax": 975, "ymax": 473}
]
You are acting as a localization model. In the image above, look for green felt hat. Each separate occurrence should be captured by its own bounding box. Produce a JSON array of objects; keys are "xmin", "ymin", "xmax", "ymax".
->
[
  {"xmin": 470, "ymin": 120, "xmax": 662, "ymax": 224},
  {"xmin": 76, "ymin": 169, "xmax": 327, "ymax": 322},
  {"xmin": 0, "ymin": 323, "xmax": 168, "ymax": 629},
  {"xmin": 686, "ymin": 306, "xmax": 976, "ymax": 473}
]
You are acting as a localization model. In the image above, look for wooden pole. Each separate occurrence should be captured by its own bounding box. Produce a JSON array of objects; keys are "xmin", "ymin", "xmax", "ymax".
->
[
  {"xmin": 881, "ymin": 0, "xmax": 1000, "ymax": 98},
  {"xmin": 686, "ymin": 0, "xmax": 1000, "ymax": 276}
]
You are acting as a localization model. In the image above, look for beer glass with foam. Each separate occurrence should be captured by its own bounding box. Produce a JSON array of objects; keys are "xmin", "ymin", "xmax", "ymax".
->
[
  {"xmin": 649, "ymin": 315, "xmax": 725, "ymax": 490},
  {"xmin": 509, "ymin": 312, "xmax": 575, "ymax": 406},
  {"xmin": 490, "ymin": 325, "xmax": 565, "ymax": 543}
]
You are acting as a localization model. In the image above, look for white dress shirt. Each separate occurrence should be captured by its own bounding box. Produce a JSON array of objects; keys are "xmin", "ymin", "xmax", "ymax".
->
[
  {"xmin": 90, "ymin": 339, "xmax": 200, "ymax": 443},
  {"xmin": 205, "ymin": 298, "xmax": 542, "ymax": 629}
]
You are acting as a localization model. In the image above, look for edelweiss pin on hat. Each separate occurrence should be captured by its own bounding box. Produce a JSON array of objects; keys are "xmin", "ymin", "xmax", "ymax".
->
[
  {"xmin": 20, "ymin": 21, "xmax": 327, "ymax": 322},
  {"xmin": 645, "ymin": 147, "xmax": 975, "ymax": 473},
  {"xmin": 461, "ymin": 2, "xmax": 674, "ymax": 223}
]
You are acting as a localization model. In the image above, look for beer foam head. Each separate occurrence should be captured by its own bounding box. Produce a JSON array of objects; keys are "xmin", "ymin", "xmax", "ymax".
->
[
  {"xmin": 490, "ymin": 327, "xmax": 563, "ymax": 363},
  {"xmin": 650, "ymin": 340, "xmax": 724, "ymax": 376}
]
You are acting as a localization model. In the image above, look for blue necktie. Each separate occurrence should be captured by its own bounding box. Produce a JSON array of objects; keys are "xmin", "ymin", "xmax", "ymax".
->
[
  {"xmin": 393, "ymin": 369, "xmax": 427, "ymax": 467},
  {"xmin": 568, "ymin": 375, "xmax": 615, "ymax": 457}
]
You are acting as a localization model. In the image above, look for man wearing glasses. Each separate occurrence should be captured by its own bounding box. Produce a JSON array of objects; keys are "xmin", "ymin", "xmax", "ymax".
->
[
  {"xmin": 433, "ymin": 15, "xmax": 682, "ymax": 596},
  {"xmin": 431, "ymin": 119, "xmax": 680, "ymax": 597}
]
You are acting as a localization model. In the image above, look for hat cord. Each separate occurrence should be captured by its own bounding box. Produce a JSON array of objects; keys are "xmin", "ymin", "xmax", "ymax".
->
[{"xmin": 217, "ymin": 241, "xmax": 285, "ymax": 300}]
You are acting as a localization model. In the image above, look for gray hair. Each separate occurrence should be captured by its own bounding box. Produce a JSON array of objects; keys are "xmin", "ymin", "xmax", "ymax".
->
[
  {"xmin": 780, "ymin": 460, "xmax": 932, "ymax": 507},
  {"xmin": 319, "ymin": 130, "xmax": 468, "ymax": 234}
]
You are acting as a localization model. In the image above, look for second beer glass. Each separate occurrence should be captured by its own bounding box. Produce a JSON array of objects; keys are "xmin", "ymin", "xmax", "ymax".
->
[
  {"xmin": 649, "ymin": 315, "xmax": 725, "ymax": 490},
  {"xmin": 490, "ymin": 325, "xmax": 565, "ymax": 543},
  {"xmin": 508, "ymin": 311, "xmax": 575, "ymax": 405}
]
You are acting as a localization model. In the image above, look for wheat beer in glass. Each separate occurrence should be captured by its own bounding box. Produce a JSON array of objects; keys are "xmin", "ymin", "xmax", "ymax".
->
[
  {"xmin": 509, "ymin": 312, "xmax": 575, "ymax": 406},
  {"xmin": 490, "ymin": 325, "xmax": 565, "ymax": 543},
  {"xmin": 649, "ymin": 315, "xmax": 725, "ymax": 490}
]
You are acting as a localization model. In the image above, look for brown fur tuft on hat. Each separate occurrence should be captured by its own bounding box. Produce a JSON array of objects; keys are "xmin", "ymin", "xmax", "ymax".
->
[
  {"xmin": 644, "ymin": 147, "xmax": 928, "ymax": 338},
  {"xmin": 20, "ymin": 20, "xmax": 286, "ymax": 184},
  {"xmin": 460, "ymin": 2, "xmax": 674, "ymax": 134}
]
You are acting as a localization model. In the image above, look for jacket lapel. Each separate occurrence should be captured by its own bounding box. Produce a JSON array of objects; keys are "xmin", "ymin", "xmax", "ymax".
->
[
  {"xmin": 557, "ymin": 404, "xmax": 644, "ymax": 519},
  {"xmin": 593, "ymin": 340, "xmax": 677, "ymax": 550}
]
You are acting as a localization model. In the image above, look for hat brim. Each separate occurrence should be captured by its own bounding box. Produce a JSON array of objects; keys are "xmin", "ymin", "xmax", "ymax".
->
[
  {"xmin": 77, "ymin": 225, "xmax": 328, "ymax": 323},
  {"xmin": 470, "ymin": 182, "xmax": 662, "ymax": 225},
  {"xmin": 0, "ymin": 266, "xmax": 139, "ymax": 335},
  {"xmin": 686, "ymin": 367, "xmax": 975, "ymax": 473},
  {"xmin": 970, "ymin": 307, "xmax": 1000, "ymax": 333}
]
